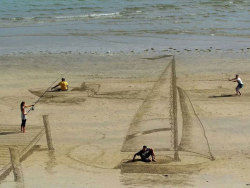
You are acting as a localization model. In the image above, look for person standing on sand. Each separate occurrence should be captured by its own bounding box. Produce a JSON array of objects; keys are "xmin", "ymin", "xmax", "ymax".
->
[
  {"xmin": 229, "ymin": 74, "xmax": 244, "ymax": 96},
  {"xmin": 133, "ymin": 146, "xmax": 156, "ymax": 162},
  {"xmin": 20, "ymin": 101, "xmax": 33, "ymax": 133},
  {"xmin": 51, "ymin": 78, "xmax": 69, "ymax": 91}
]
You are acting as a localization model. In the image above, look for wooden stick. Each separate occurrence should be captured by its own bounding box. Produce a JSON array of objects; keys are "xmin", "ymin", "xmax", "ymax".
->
[{"xmin": 43, "ymin": 115, "xmax": 54, "ymax": 150}]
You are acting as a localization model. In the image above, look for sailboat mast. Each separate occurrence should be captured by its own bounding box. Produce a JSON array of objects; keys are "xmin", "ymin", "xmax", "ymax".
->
[{"xmin": 172, "ymin": 57, "xmax": 180, "ymax": 161}]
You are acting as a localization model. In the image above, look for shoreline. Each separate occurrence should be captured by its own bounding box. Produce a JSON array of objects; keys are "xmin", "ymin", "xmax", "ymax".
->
[
  {"xmin": 0, "ymin": 48, "xmax": 250, "ymax": 59},
  {"xmin": 1, "ymin": 34, "xmax": 250, "ymax": 56}
]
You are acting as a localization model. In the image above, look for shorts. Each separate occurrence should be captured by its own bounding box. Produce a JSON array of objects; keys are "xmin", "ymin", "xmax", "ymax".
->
[
  {"xmin": 53, "ymin": 88, "xmax": 67, "ymax": 92},
  {"xmin": 237, "ymin": 84, "xmax": 243, "ymax": 90},
  {"xmin": 21, "ymin": 119, "xmax": 26, "ymax": 127},
  {"xmin": 51, "ymin": 88, "xmax": 62, "ymax": 92},
  {"xmin": 142, "ymin": 158, "xmax": 151, "ymax": 162}
]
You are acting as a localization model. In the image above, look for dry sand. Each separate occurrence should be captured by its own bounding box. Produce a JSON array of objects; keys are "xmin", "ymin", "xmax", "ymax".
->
[{"xmin": 1, "ymin": 52, "xmax": 250, "ymax": 187}]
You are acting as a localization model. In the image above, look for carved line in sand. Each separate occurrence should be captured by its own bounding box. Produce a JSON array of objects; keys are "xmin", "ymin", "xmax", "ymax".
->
[
  {"xmin": 126, "ymin": 128, "xmax": 172, "ymax": 142},
  {"xmin": 65, "ymin": 131, "xmax": 127, "ymax": 170},
  {"xmin": 89, "ymin": 89, "xmax": 148, "ymax": 100}
]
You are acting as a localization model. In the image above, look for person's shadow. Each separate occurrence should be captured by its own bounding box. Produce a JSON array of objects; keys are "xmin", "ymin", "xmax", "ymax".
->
[
  {"xmin": 123, "ymin": 159, "xmax": 149, "ymax": 164},
  {"xmin": 209, "ymin": 94, "xmax": 234, "ymax": 98},
  {"xmin": 0, "ymin": 131, "xmax": 19, "ymax": 135}
]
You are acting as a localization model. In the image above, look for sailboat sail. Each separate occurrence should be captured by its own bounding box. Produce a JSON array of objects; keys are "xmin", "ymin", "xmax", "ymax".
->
[
  {"xmin": 121, "ymin": 59, "xmax": 173, "ymax": 153},
  {"xmin": 177, "ymin": 87, "xmax": 214, "ymax": 160},
  {"xmin": 121, "ymin": 57, "xmax": 214, "ymax": 161}
]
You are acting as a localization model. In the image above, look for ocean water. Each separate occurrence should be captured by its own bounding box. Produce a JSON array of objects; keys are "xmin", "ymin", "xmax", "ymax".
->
[{"xmin": 0, "ymin": 0, "xmax": 250, "ymax": 54}]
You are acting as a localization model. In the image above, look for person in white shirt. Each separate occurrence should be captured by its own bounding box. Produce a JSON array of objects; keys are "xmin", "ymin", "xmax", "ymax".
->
[{"xmin": 229, "ymin": 74, "xmax": 243, "ymax": 96}]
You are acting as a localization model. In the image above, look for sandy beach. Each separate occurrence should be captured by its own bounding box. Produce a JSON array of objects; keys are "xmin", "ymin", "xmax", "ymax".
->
[
  {"xmin": 0, "ymin": 52, "xmax": 250, "ymax": 187},
  {"xmin": 1, "ymin": 0, "xmax": 250, "ymax": 187}
]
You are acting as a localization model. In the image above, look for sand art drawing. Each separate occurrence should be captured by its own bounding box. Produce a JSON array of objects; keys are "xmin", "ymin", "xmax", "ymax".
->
[
  {"xmin": 1, "ymin": 0, "xmax": 250, "ymax": 186},
  {"xmin": 121, "ymin": 57, "xmax": 214, "ymax": 174},
  {"xmin": 28, "ymin": 82, "xmax": 101, "ymax": 104},
  {"xmin": 0, "ymin": 123, "xmax": 48, "ymax": 184},
  {"xmin": 1, "ymin": 53, "xmax": 250, "ymax": 187},
  {"xmin": 0, "ymin": 56, "xmax": 215, "ymax": 186}
]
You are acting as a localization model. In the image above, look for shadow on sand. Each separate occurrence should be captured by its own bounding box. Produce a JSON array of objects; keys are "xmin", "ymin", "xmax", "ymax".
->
[
  {"xmin": 209, "ymin": 94, "xmax": 234, "ymax": 98},
  {"xmin": 123, "ymin": 159, "xmax": 142, "ymax": 163},
  {"xmin": 0, "ymin": 131, "xmax": 19, "ymax": 136}
]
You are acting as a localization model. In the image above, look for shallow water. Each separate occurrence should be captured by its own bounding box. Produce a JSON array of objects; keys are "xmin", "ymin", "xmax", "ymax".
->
[{"xmin": 0, "ymin": 0, "xmax": 250, "ymax": 54}]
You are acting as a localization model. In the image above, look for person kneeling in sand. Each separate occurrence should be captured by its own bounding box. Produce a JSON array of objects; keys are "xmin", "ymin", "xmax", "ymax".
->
[
  {"xmin": 229, "ymin": 74, "xmax": 243, "ymax": 96},
  {"xmin": 132, "ymin": 146, "xmax": 156, "ymax": 162},
  {"xmin": 51, "ymin": 78, "xmax": 68, "ymax": 91}
]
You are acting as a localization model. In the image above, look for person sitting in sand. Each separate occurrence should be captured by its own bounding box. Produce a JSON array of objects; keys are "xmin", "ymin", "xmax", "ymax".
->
[
  {"xmin": 229, "ymin": 74, "xmax": 243, "ymax": 96},
  {"xmin": 20, "ymin": 101, "xmax": 33, "ymax": 133},
  {"xmin": 133, "ymin": 145, "xmax": 156, "ymax": 162},
  {"xmin": 51, "ymin": 78, "xmax": 68, "ymax": 91}
]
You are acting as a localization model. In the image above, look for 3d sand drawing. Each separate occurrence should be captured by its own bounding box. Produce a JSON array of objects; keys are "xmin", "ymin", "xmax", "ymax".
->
[
  {"xmin": 0, "ymin": 56, "xmax": 214, "ymax": 183},
  {"xmin": 120, "ymin": 57, "xmax": 214, "ymax": 174},
  {"xmin": 29, "ymin": 82, "xmax": 101, "ymax": 104},
  {"xmin": 0, "ymin": 116, "xmax": 53, "ymax": 188},
  {"xmin": 1, "ymin": 52, "xmax": 250, "ymax": 187},
  {"xmin": 1, "ymin": 0, "xmax": 250, "ymax": 187}
]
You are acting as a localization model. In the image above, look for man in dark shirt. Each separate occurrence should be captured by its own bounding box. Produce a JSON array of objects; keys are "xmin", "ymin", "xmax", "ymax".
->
[{"xmin": 132, "ymin": 146, "xmax": 156, "ymax": 162}]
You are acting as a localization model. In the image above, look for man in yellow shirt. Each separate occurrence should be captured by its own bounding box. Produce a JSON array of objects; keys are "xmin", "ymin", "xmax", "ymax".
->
[{"xmin": 51, "ymin": 78, "xmax": 69, "ymax": 91}]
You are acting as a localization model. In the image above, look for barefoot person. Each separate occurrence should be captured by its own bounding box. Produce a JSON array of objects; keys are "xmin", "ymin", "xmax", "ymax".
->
[
  {"xmin": 229, "ymin": 74, "xmax": 243, "ymax": 96},
  {"xmin": 51, "ymin": 78, "xmax": 68, "ymax": 91},
  {"xmin": 20, "ymin": 101, "xmax": 33, "ymax": 133},
  {"xmin": 133, "ymin": 146, "xmax": 156, "ymax": 162}
]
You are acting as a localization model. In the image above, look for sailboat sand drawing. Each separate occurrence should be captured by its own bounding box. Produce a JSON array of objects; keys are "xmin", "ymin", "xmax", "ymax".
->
[{"xmin": 120, "ymin": 57, "xmax": 214, "ymax": 174}]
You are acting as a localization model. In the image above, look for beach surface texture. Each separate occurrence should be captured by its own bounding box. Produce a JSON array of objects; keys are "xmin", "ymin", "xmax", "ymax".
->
[
  {"xmin": 1, "ymin": 0, "xmax": 250, "ymax": 187},
  {"xmin": 1, "ymin": 53, "xmax": 250, "ymax": 187}
]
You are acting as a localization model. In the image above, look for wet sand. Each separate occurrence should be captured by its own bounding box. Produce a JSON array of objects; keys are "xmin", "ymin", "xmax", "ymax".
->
[{"xmin": 1, "ymin": 52, "xmax": 250, "ymax": 187}]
